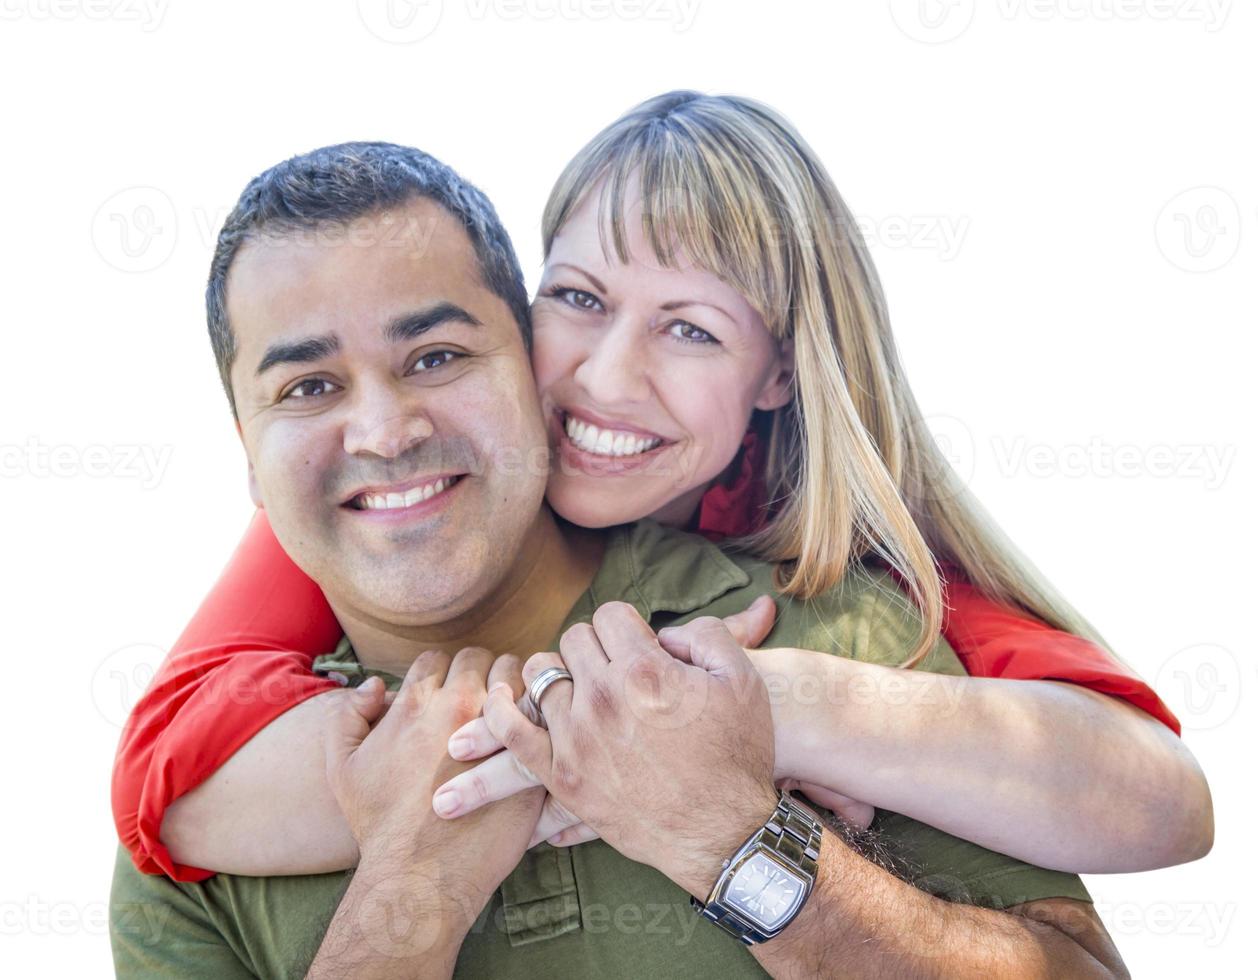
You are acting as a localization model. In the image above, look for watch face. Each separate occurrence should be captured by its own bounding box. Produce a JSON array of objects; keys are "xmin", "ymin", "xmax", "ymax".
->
[{"xmin": 723, "ymin": 849, "xmax": 807, "ymax": 931}]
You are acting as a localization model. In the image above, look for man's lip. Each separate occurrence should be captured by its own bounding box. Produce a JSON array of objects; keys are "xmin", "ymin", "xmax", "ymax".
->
[
  {"xmin": 557, "ymin": 406, "xmax": 671, "ymax": 444},
  {"xmin": 340, "ymin": 473, "xmax": 467, "ymax": 507}
]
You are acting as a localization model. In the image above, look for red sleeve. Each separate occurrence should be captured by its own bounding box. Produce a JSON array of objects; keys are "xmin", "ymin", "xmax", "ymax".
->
[
  {"xmin": 941, "ymin": 571, "xmax": 1180, "ymax": 736},
  {"xmin": 110, "ymin": 509, "xmax": 343, "ymax": 881}
]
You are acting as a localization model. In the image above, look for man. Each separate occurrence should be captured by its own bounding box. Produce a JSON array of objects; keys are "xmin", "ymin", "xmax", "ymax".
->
[{"xmin": 109, "ymin": 142, "xmax": 1128, "ymax": 978}]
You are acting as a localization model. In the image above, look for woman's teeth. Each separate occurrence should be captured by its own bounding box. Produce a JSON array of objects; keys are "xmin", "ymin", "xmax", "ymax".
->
[
  {"xmin": 356, "ymin": 477, "xmax": 456, "ymax": 510},
  {"xmin": 564, "ymin": 415, "xmax": 663, "ymax": 457}
]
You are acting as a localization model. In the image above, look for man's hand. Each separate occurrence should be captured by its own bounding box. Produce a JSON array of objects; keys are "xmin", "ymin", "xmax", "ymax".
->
[
  {"xmin": 434, "ymin": 596, "xmax": 874, "ymax": 841},
  {"xmin": 477, "ymin": 602, "xmax": 782, "ymax": 899},
  {"xmin": 308, "ymin": 648, "xmax": 544, "ymax": 978}
]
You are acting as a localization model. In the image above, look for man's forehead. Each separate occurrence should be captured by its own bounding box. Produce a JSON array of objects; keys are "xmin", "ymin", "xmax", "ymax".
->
[{"xmin": 226, "ymin": 197, "xmax": 488, "ymax": 342}]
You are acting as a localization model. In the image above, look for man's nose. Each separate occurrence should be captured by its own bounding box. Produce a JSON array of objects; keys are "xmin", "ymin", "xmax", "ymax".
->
[
  {"xmin": 342, "ymin": 385, "xmax": 435, "ymax": 459},
  {"xmin": 572, "ymin": 317, "xmax": 651, "ymax": 405}
]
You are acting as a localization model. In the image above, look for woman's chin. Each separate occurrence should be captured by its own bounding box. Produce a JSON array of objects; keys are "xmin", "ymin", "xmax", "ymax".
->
[{"xmin": 545, "ymin": 479, "xmax": 661, "ymax": 530}]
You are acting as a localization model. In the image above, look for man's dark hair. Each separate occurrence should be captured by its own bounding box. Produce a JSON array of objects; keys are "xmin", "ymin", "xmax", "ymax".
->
[{"xmin": 206, "ymin": 141, "xmax": 532, "ymax": 414}]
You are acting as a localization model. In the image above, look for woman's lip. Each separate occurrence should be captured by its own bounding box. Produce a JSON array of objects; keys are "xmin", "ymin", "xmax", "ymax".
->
[
  {"xmin": 551, "ymin": 411, "xmax": 674, "ymax": 476},
  {"xmin": 558, "ymin": 406, "xmax": 670, "ymax": 444}
]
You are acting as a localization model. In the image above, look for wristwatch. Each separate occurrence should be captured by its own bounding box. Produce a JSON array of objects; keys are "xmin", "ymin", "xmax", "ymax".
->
[{"xmin": 690, "ymin": 790, "xmax": 823, "ymax": 945}]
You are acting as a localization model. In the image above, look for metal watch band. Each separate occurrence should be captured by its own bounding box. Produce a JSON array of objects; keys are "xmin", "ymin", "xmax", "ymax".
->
[{"xmin": 691, "ymin": 791, "xmax": 823, "ymax": 945}]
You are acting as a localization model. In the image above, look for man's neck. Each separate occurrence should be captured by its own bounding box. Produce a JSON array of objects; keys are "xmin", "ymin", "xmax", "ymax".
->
[{"xmin": 333, "ymin": 508, "xmax": 606, "ymax": 677}]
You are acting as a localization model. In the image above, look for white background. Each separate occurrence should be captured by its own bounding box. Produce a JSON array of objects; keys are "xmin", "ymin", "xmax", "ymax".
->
[{"xmin": 1, "ymin": 1, "xmax": 1253, "ymax": 976}]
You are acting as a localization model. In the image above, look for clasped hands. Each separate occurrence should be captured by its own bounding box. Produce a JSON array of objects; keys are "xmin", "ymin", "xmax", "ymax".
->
[{"xmin": 430, "ymin": 599, "xmax": 873, "ymax": 890}]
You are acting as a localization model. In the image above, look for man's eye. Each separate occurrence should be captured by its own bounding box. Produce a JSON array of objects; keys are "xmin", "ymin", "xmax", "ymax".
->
[
  {"xmin": 410, "ymin": 350, "xmax": 459, "ymax": 372},
  {"xmin": 282, "ymin": 378, "xmax": 339, "ymax": 400},
  {"xmin": 667, "ymin": 321, "xmax": 718, "ymax": 345}
]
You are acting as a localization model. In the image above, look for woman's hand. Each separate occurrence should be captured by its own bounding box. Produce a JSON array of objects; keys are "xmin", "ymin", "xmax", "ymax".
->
[
  {"xmin": 435, "ymin": 595, "xmax": 874, "ymax": 843},
  {"xmin": 435, "ymin": 597, "xmax": 778, "ymax": 844}
]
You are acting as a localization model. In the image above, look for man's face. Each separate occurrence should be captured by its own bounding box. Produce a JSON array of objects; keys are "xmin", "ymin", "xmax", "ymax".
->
[{"xmin": 227, "ymin": 197, "xmax": 549, "ymax": 625}]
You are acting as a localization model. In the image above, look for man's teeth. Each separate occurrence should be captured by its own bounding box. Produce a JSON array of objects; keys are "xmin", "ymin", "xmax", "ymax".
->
[
  {"xmin": 564, "ymin": 415, "xmax": 663, "ymax": 457},
  {"xmin": 357, "ymin": 477, "xmax": 455, "ymax": 510}
]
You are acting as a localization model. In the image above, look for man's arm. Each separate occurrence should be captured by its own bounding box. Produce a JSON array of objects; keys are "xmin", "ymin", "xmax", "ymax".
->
[
  {"xmin": 681, "ymin": 815, "xmax": 1128, "ymax": 980},
  {"xmin": 479, "ymin": 604, "xmax": 1130, "ymax": 980}
]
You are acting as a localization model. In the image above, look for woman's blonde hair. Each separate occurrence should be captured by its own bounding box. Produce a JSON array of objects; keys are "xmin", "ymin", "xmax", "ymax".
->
[{"xmin": 541, "ymin": 90, "xmax": 1112, "ymax": 667}]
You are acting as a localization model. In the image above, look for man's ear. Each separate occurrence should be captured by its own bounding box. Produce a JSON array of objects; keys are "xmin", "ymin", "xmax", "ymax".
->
[
  {"xmin": 236, "ymin": 418, "xmax": 264, "ymax": 510},
  {"xmin": 753, "ymin": 335, "xmax": 795, "ymax": 412}
]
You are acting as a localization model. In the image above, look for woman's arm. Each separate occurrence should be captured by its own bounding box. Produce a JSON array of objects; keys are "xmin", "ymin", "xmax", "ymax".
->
[
  {"xmin": 111, "ymin": 509, "xmax": 344, "ymax": 881},
  {"xmin": 759, "ymin": 647, "xmax": 1213, "ymax": 873}
]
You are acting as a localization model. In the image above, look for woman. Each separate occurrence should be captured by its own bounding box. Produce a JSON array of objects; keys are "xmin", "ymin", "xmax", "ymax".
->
[{"xmin": 111, "ymin": 91, "xmax": 1209, "ymax": 884}]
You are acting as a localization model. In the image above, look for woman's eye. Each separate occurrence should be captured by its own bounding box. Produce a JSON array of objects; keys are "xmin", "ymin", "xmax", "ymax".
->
[
  {"xmin": 283, "ymin": 378, "xmax": 338, "ymax": 400},
  {"xmin": 550, "ymin": 286, "xmax": 603, "ymax": 312},
  {"xmin": 667, "ymin": 321, "xmax": 718, "ymax": 345},
  {"xmin": 410, "ymin": 350, "xmax": 458, "ymax": 372}
]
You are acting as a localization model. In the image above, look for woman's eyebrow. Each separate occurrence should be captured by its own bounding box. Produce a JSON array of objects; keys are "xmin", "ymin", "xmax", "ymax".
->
[
  {"xmin": 547, "ymin": 262, "xmax": 607, "ymax": 294},
  {"xmin": 658, "ymin": 298, "xmax": 738, "ymax": 326},
  {"xmin": 548, "ymin": 262, "xmax": 737, "ymax": 325}
]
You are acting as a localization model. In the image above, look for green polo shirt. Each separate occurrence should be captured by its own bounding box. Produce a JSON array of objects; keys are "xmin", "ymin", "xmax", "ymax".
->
[{"xmin": 110, "ymin": 519, "xmax": 1089, "ymax": 978}]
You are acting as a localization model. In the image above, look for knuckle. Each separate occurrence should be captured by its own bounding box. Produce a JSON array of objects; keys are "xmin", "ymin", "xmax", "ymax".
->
[
  {"xmin": 554, "ymin": 759, "xmax": 583, "ymax": 795},
  {"xmin": 561, "ymin": 622, "xmax": 596, "ymax": 649},
  {"xmin": 586, "ymin": 678, "xmax": 619, "ymax": 718}
]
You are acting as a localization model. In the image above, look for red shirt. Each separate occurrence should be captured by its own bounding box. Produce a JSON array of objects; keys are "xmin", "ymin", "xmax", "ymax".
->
[{"xmin": 112, "ymin": 443, "xmax": 1178, "ymax": 881}]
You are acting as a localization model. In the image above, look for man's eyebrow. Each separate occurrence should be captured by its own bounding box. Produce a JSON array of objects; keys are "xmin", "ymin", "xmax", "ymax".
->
[
  {"xmin": 255, "ymin": 334, "xmax": 341, "ymax": 376},
  {"xmin": 385, "ymin": 303, "xmax": 483, "ymax": 344}
]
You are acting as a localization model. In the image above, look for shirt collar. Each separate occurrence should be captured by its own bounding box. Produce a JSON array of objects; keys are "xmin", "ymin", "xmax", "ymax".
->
[{"xmin": 313, "ymin": 520, "xmax": 752, "ymax": 677}]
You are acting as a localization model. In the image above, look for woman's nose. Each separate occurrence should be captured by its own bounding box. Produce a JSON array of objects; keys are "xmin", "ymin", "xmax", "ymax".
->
[{"xmin": 572, "ymin": 319, "xmax": 651, "ymax": 406}]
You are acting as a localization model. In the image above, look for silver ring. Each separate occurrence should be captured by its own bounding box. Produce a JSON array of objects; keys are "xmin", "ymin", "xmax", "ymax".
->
[{"xmin": 527, "ymin": 666, "xmax": 573, "ymax": 720}]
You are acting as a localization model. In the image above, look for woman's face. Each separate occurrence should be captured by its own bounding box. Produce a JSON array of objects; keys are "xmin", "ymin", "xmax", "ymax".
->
[{"xmin": 531, "ymin": 185, "xmax": 794, "ymax": 529}]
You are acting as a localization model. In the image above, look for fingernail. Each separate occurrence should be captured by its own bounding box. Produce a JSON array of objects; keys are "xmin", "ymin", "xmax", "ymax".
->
[
  {"xmin": 657, "ymin": 627, "xmax": 676, "ymax": 639},
  {"xmin": 448, "ymin": 737, "xmax": 471, "ymax": 758},
  {"xmin": 547, "ymin": 833, "xmax": 565, "ymax": 846},
  {"xmin": 432, "ymin": 789, "xmax": 460, "ymax": 817}
]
